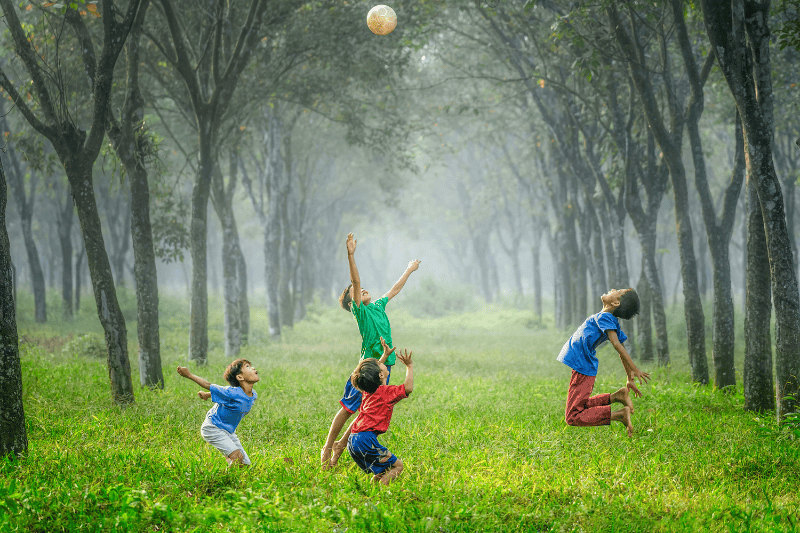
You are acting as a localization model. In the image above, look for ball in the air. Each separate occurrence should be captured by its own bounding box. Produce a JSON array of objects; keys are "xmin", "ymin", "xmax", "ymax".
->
[{"xmin": 367, "ymin": 5, "xmax": 397, "ymax": 35}]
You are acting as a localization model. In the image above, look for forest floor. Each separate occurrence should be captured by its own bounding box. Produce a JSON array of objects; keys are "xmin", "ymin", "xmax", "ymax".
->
[{"xmin": 2, "ymin": 290, "xmax": 799, "ymax": 532}]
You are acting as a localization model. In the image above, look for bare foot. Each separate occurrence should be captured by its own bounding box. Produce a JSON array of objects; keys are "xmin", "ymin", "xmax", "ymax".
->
[
  {"xmin": 320, "ymin": 447, "xmax": 332, "ymax": 468},
  {"xmin": 329, "ymin": 441, "xmax": 346, "ymax": 468},
  {"xmin": 614, "ymin": 386, "xmax": 634, "ymax": 414},
  {"xmin": 620, "ymin": 406, "xmax": 633, "ymax": 437}
]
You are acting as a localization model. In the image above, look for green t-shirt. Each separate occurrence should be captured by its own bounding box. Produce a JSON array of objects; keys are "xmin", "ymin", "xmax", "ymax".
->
[{"xmin": 351, "ymin": 296, "xmax": 394, "ymax": 365}]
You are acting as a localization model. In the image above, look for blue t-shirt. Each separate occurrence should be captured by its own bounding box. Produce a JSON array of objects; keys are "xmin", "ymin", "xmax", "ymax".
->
[
  {"xmin": 557, "ymin": 312, "xmax": 628, "ymax": 376},
  {"xmin": 205, "ymin": 384, "xmax": 257, "ymax": 434}
]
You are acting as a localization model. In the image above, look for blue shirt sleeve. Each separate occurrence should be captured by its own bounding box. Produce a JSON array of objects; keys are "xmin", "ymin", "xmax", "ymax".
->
[
  {"xmin": 597, "ymin": 312, "xmax": 627, "ymax": 343},
  {"xmin": 210, "ymin": 384, "xmax": 234, "ymax": 404}
]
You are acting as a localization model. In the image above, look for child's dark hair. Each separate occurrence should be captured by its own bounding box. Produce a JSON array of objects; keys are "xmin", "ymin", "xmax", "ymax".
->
[
  {"xmin": 339, "ymin": 283, "xmax": 353, "ymax": 312},
  {"xmin": 223, "ymin": 358, "xmax": 251, "ymax": 387},
  {"xmin": 350, "ymin": 358, "xmax": 382, "ymax": 394},
  {"xmin": 613, "ymin": 289, "xmax": 640, "ymax": 320}
]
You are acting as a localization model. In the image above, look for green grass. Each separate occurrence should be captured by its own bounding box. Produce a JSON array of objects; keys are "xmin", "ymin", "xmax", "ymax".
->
[{"xmin": 2, "ymin": 291, "xmax": 799, "ymax": 532}]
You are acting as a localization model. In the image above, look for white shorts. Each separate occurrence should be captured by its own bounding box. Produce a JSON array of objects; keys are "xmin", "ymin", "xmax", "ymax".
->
[{"xmin": 200, "ymin": 420, "xmax": 251, "ymax": 465}]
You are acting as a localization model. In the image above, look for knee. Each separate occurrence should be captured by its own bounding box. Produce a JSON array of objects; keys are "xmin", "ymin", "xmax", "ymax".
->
[
  {"xmin": 393, "ymin": 458, "xmax": 404, "ymax": 472},
  {"xmin": 227, "ymin": 449, "xmax": 245, "ymax": 464},
  {"xmin": 565, "ymin": 411, "xmax": 579, "ymax": 426}
]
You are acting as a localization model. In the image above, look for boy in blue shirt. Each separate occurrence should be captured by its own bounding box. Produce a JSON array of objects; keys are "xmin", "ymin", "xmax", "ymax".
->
[
  {"xmin": 558, "ymin": 288, "xmax": 650, "ymax": 437},
  {"xmin": 320, "ymin": 232, "xmax": 420, "ymax": 468},
  {"xmin": 177, "ymin": 359, "xmax": 259, "ymax": 466}
]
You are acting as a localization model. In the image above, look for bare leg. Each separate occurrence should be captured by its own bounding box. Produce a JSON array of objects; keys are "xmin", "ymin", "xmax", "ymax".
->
[
  {"xmin": 226, "ymin": 449, "xmax": 247, "ymax": 467},
  {"xmin": 611, "ymin": 406, "xmax": 633, "ymax": 437},
  {"xmin": 610, "ymin": 386, "xmax": 634, "ymax": 413},
  {"xmin": 373, "ymin": 458, "xmax": 404, "ymax": 485},
  {"xmin": 321, "ymin": 407, "xmax": 352, "ymax": 467},
  {"xmin": 329, "ymin": 418, "xmax": 356, "ymax": 467}
]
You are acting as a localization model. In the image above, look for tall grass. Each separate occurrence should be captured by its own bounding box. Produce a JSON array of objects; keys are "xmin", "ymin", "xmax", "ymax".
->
[{"xmin": 2, "ymin": 290, "xmax": 798, "ymax": 532}]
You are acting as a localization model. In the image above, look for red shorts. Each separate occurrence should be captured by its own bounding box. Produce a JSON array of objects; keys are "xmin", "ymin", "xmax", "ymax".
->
[{"xmin": 565, "ymin": 370, "xmax": 611, "ymax": 426}]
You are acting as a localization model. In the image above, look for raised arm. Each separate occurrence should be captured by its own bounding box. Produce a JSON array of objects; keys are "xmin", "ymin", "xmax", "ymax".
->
[
  {"xmin": 176, "ymin": 366, "xmax": 211, "ymax": 390},
  {"xmin": 378, "ymin": 337, "xmax": 396, "ymax": 365},
  {"xmin": 395, "ymin": 349, "xmax": 414, "ymax": 394},
  {"xmin": 384, "ymin": 260, "xmax": 421, "ymax": 301},
  {"xmin": 606, "ymin": 330, "xmax": 650, "ymax": 397},
  {"xmin": 346, "ymin": 233, "xmax": 362, "ymax": 307}
]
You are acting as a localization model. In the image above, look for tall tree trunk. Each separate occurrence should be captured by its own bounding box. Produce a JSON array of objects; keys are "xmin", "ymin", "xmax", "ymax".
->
[
  {"xmin": 0, "ymin": 150, "xmax": 27, "ymax": 458},
  {"xmin": 103, "ymin": 0, "xmax": 162, "ymax": 388},
  {"xmin": 0, "ymin": 116, "xmax": 46, "ymax": 323},
  {"xmin": 609, "ymin": 4, "xmax": 706, "ymax": 382},
  {"xmin": 75, "ymin": 244, "xmax": 85, "ymax": 314},
  {"xmin": 68, "ymin": 162, "xmax": 134, "ymax": 403},
  {"xmin": 636, "ymin": 259, "xmax": 654, "ymax": 363},
  {"xmin": 744, "ymin": 175, "xmax": 774, "ymax": 411},
  {"xmin": 189, "ymin": 124, "xmax": 213, "ymax": 363},
  {"xmin": 57, "ymin": 190, "xmax": 74, "ymax": 321},
  {"xmin": 236, "ymin": 245, "xmax": 249, "ymax": 346},
  {"xmin": 703, "ymin": 0, "xmax": 800, "ymax": 417},
  {"xmin": 531, "ymin": 223, "xmax": 542, "ymax": 321}
]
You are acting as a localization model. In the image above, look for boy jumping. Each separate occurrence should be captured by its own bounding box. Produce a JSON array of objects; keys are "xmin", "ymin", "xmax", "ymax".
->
[
  {"xmin": 346, "ymin": 338, "xmax": 414, "ymax": 485},
  {"xmin": 558, "ymin": 288, "xmax": 650, "ymax": 437},
  {"xmin": 177, "ymin": 359, "xmax": 259, "ymax": 466},
  {"xmin": 320, "ymin": 232, "xmax": 420, "ymax": 468}
]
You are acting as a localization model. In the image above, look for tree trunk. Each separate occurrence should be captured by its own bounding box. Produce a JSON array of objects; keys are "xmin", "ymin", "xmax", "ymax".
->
[
  {"xmin": 0, "ymin": 151, "xmax": 27, "ymax": 458},
  {"xmin": 131, "ymin": 160, "xmax": 162, "ymax": 388},
  {"xmin": 0, "ymin": 134, "xmax": 46, "ymax": 323},
  {"xmin": 702, "ymin": 0, "xmax": 800, "ymax": 417},
  {"xmin": 637, "ymin": 259, "xmax": 654, "ymax": 362},
  {"xmin": 531, "ymin": 224, "xmax": 542, "ymax": 320},
  {"xmin": 57, "ymin": 191, "xmax": 74, "ymax": 321},
  {"xmin": 236, "ymin": 245, "xmax": 249, "ymax": 346},
  {"xmin": 75, "ymin": 244, "xmax": 85, "ymax": 314},
  {"xmin": 743, "ymin": 173, "xmax": 774, "ymax": 411},
  {"xmin": 68, "ymin": 161, "xmax": 134, "ymax": 403},
  {"xmin": 189, "ymin": 123, "xmax": 213, "ymax": 363}
]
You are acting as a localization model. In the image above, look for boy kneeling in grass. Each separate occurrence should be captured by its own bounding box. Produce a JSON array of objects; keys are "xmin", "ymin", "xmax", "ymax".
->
[
  {"xmin": 177, "ymin": 359, "xmax": 259, "ymax": 466},
  {"xmin": 340, "ymin": 338, "xmax": 413, "ymax": 485},
  {"xmin": 558, "ymin": 288, "xmax": 650, "ymax": 437}
]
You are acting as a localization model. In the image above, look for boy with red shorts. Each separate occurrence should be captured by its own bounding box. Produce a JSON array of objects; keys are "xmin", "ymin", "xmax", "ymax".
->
[{"xmin": 558, "ymin": 288, "xmax": 650, "ymax": 437}]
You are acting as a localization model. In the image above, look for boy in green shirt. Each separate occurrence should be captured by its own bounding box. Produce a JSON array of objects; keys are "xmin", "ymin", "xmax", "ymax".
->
[{"xmin": 320, "ymin": 232, "xmax": 420, "ymax": 468}]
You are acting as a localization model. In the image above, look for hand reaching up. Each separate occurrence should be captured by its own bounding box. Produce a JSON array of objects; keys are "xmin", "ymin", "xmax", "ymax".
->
[{"xmin": 396, "ymin": 348, "xmax": 413, "ymax": 367}]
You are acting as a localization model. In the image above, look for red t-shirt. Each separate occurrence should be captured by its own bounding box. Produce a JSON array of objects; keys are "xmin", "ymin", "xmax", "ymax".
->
[{"xmin": 351, "ymin": 384, "xmax": 409, "ymax": 434}]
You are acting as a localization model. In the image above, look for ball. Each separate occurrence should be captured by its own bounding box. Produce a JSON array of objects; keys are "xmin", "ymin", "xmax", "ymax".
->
[{"xmin": 367, "ymin": 5, "xmax": 397, "ymax": 36}]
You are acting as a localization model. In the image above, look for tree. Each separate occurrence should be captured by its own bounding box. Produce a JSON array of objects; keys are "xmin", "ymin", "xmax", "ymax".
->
[
  {"xmin": 0, "ymin": 99, "xmax": 46, "ymax": 323},
  {"xmin": 0, "ymin": 0, "xmax": 142, "ymax": 403},
  {"xmin": 608, "ymin": 3, "xmax": 708, "ymax": 384},
  {"xmin": 0, "ymin": 143, "xmax": 27, "ymax": 458},
  {"xmin": 702, "ymin": 0, "xmax": 800, "ymax": 418},
  {"xmin": 145, "ymin": 0, "xmax": 270, "ymax": 362}
]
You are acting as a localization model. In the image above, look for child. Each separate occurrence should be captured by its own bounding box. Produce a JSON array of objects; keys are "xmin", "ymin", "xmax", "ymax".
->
[
  {"xmin": 320, "ymin": 232, "xmax": 420, "ymax": 467},
  {"xmin": 558, "ymin": 288, "xmax": 650, "ymax": 437},
  {"xmin": 176, "ymin": 359, "xmax": 259, "ymax": 466},
  {"xmin": 346, "ymin": 338, "xmax": 413, "ymax": 485}
]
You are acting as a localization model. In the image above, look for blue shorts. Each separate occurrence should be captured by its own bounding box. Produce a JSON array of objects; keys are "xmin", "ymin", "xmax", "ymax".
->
[
  {"xmin": 347, "ymin": 431, "xmax": 398, "ymax": 475},
  {"xmin": 340, "ymin": 365, "xmax": 392, "ymax": 413}
]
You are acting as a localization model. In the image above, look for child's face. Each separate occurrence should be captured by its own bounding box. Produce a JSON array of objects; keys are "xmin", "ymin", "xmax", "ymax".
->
[
  {"xmin": 350, "ymin": 286, "xmax": 372, "ymax": 305},
  {"xmin": 601, "ymin": 288, "xmax": 630, "ymax": 307},
  {"xmin": 237, "ymin": 363, "xmax": 260, "ymax": 384},
  {"xmin": 378, "ymin": 361, "xmax": 389, "ymax": 386}
]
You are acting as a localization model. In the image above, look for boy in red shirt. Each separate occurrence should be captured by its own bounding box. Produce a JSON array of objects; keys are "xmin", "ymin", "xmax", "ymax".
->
[{"xmin": 344, "ymin": 338, "xmax": 413, "ymax": 485}]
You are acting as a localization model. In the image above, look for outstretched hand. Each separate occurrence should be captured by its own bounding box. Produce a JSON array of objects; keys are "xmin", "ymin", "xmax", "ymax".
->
[
  {"xmin": 198, "ymin": 391, "xmax": 211, "ymax": 400},
  {"xmin": 395, "ymin": 348, "xmax": 413, "ymax": 367},
  {"xmin": 407, "ymin": 259, "xmax": 421, "ymax": 271},
  {"xmin": 379, "ymin": 337, "xmax": 396, "ymax": 364},
  {"xmin": 346, "ymin": 233, "xmax": 357, "ymax": 254},
  {"xmin": 176, "ymin": 366, "xmax": 192, "ymax": 378},
  {"xmin": 627, "ymin": 380, "xmax": 643, "ymax": 398}
]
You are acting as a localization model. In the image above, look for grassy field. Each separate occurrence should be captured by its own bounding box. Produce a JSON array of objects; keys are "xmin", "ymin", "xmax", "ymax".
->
[{"xmin": 2, "ymin": 290, "xmax": 799, "ymax": 532}]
